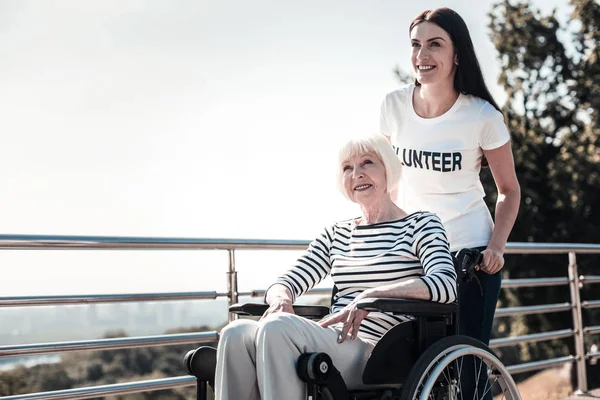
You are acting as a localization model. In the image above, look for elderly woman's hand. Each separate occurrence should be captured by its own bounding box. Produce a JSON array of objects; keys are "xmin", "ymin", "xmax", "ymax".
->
[
  {"xmin": 318, "ymin": 292, "xmax": 371, "ymax": 343},
  {"xmin": 259, "ymin": 296, "xmax": 294, "ymax": 321}
]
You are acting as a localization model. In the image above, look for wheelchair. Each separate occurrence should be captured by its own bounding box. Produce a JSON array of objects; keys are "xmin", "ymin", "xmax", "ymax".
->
[{"xmin": 183, "ymin": 248, "xmax": 521, "ymax": 400}]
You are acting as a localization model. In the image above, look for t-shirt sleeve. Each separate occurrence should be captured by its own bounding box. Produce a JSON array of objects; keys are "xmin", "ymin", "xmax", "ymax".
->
[
  {"xmin": 412, "ymin": 213, "xmax": 457, "ymax": 304},
  {"xmin": 265, "ymin": 225, "xmax": 334, "ymax": 303},
  {"xmin": 480, "ymin": 105, "xmax": 510, "ymax": 151}
]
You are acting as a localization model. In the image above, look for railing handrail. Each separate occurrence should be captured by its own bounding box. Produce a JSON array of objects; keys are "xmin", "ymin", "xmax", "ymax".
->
[
  {"xmin": 0, "ymin": 288, "xmax": 331, "ymax": 308},
  {"xmin": 494, "ymin": 303, "xmax": 573, "ymax": 317},
  {"xmin": 1, "ymin": 236, "xmax": 598, "ymax": 399},
  {"xmin": 0, "ymin": 376, "xmax": 196, "ymax": 400},
  {"xmin": 0, "ymin": 332, "xmax": 218, "ymax": 358},
  {"xmin": 489, "ymin": 329, "xmax": 574, "ymax": 348},
  {"xmin": 0, "ymin": 292, "xmax": 226, "ymax": 307},
  {"xmin": 1, "ymin": 234, "xmax": 600, "ymax": 253},
  {"xmin": 0, "ymin": 235, "xmax": 312, "ymax": 250}
]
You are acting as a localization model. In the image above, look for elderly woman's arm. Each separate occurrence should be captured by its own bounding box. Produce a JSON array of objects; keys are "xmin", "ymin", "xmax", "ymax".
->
[
  {"xmin": 262, "ymin": 225, "xmax": 334, "ymax": 319},
  {"xmin": 260, "ymin": 284, "xmax": 294, "ymax": 320},
  {"xmin": 265, "ymin": 284, "xmax": 293, "ymax": 304},
  {"xmin": 360, "ymin": 213, "xmax": 457, "ymax": 303},
  {"xmin": 410, "ymin": 212, "xmax": 457, "ymax": 303},
  {"xmin": 361, "ymin": 278, "xmax": 430, "ymax": 301},
  {"xmin": 320, "ymin": 213, "xmax": 456, "ymax": 342}
]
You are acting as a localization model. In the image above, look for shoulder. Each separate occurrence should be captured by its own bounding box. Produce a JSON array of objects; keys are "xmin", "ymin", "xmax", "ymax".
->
[
  {"xmin": 412, "ymin": 211, "xmax": 445, "ymax": 229},
  {"xmin": 461, "ymin": 95, "xmax": 504, "ymax": 123},
  {"xmin": 479, "ymin": 101, "xmax": 505, "ymax": 125},
  {"xmin": 382, "ymin": 84, "xmax": 413, "ymax": 107},
  {"xmin": 326, "ymin": 218, "xmax": 358, "ymax": 237},
  {"xmin": 332, "ymin": 217, "xmax": 358, "ymax": 228}
]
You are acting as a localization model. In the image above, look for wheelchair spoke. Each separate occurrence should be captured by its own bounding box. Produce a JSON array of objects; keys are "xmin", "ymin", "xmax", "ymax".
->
[
  {"xmin": 479, "ymin": 375, "xmax": 497, "ymax": 400},
  {"xmin": 398, "ymin": 337, "xmax": 521, "ymax": 400},
  {"xmin": 457, "ymin": 356, "xmax": 464, "ymax": 400},
  {"xmin": 414, "ymin": 353, "xmax": 513, "ymax": 400},
  {"xmin": 442, "ymin": 365, "xmax": 452, "ymax": 385},
  {"xmin": 473, "ymin": 355, "xmax": 481, "ymax": 400}
]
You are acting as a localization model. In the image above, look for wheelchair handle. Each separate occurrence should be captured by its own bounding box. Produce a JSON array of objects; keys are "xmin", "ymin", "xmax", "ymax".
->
[{"xmin": 455, "ymin": 248, "xmax": 484, "ymax": 295}]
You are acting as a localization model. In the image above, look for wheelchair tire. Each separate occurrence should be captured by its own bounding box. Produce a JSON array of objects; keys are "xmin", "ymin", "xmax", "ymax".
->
[{"xmin": 399, "ymin": 335, "xmax": 521, "ymax": 400}]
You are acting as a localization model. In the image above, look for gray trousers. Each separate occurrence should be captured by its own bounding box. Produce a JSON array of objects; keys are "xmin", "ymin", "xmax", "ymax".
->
[{"xmin": 214, "ymin": 312, "xmax": 375, "ymax": 400}]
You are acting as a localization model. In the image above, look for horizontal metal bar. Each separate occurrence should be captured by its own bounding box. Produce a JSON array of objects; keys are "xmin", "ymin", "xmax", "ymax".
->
[
  {"xmin": 582, "ymin": 300, "xmax": 600, "ymax": 309},
  {"xmin": 504, "ymin": 243, "xmax": 600, "ymax": 254},
  {"xmin": 1, "ymin": 235, "xmax": 599, "ymax": 253},
  {"xmin": 587, "ymin": 352, "xmax": 600, "ymax": 361},
  {"xmin": 489, "ymin": 329, "xmax": 574, "ymax": 348},
  {"xmin": 501, "ymin": 277, "xmax": 569, "ymax": 289},
  {"xmin": 494, "ymin": 303, "xmax": 572, "ymax": 317},
  {"xmin": 506, "ymin": 355, "xmax": 577, "ymax": 375},
  {"xmin": 238, "ymin": 287, "xmax": 333, "ymax": 298},
  {"xmin": 0, "ymin": 331, "xmax": 218, "ymax": 358},
  {"xmin": 583, "ymin": 325, "xmax": 600, "ymax": 335},
  {"xmin": 580, "ymin": 275, "xmax": 600, "ymax": 284},
  {"xmin": 0, "ymin": 375, "xmax": 196, "ymax": 400},
  {"xmin": 0, "ymin": 291, "xmax": 228, "ymax": 308},
  {"xmin": 0, "ymin": 234, "xmax": 311, "ymax": 250}
]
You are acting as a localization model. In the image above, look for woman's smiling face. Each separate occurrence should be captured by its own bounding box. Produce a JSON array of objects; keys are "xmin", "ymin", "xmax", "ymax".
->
[
  {"xmin": 410, "ymin": 21, "xmax": 457, "ymax": 86},
  {"xmin": 341, "ymin": 151, "xmax": 388, "ymax": 205}
]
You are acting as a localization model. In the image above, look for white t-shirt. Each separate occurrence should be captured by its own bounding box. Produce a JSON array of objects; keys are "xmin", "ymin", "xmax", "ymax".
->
[{"xmin": 380, "ymin": 84, "xmax": 510, "ymax": 251}]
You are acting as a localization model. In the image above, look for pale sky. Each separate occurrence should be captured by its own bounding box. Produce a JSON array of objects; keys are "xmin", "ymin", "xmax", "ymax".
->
[{"xmin": 1, "ymin": 0, "xmax": 568, "ymax": 297}]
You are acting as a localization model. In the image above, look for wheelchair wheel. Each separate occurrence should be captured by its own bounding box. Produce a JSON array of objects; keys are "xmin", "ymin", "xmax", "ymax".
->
[{"xmin": 400, "ymin": 335, "xmax": 521, "ymax": 400}]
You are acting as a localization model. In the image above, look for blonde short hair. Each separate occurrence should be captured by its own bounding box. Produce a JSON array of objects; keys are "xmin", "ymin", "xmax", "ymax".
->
[{"xmin": 337, "ymin": 134, "xmax": 402, "ymax": 200}]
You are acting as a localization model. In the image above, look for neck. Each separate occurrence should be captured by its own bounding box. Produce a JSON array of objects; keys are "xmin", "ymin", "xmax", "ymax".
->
[
  {"xmin": 359, "ymin": 196, "xmax": 405, "ymax": 225},
  {"xmin": 416, "ymin": 81, "xmax": 459, "ymax": 118}
]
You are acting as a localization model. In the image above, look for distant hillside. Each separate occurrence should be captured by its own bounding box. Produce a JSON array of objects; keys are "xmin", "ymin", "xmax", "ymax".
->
[
  {"xmin": 0, "ymin": 326, "xmax": 220, "ymax": 399},
  {"xmin": 0, "ymin": 299, "xmax": 229, "ymax": 347}
]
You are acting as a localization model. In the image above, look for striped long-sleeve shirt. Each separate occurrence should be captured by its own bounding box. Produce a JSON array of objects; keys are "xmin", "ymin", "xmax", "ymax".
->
[{"xmin": 271, "ymin": 211, "xmax": 457, "ymax": 342}]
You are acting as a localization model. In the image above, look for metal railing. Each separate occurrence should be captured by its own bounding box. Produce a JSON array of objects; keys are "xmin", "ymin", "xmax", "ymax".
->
[{"xmin": 0, "ymin": 235, "xmax": 598, "ymax": 399}]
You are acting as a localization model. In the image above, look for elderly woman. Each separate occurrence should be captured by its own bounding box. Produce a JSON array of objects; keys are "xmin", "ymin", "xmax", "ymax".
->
[{"xmin": 214, "ymin": 134, "xmax": 457, "ymax": 400}]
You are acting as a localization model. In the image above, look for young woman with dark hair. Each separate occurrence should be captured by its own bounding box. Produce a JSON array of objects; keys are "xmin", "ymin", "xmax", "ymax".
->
[{"xmin": 380, "ymin": 7, "xmax": 520, "ymax": 350}]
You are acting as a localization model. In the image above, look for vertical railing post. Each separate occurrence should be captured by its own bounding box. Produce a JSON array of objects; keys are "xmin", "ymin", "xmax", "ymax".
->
[
  {"xmin": 568, "ymin": 251, "xmax": 588, "ymax": 394},
  {"xmin": 227, "ymin": 249, "xmax": 239, "ymax": 322}
]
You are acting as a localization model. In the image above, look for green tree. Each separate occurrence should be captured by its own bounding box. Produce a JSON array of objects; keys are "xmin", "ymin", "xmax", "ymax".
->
[{"xmin": 486, "ymin": 0, "xmax": 599, "ymax": 388}]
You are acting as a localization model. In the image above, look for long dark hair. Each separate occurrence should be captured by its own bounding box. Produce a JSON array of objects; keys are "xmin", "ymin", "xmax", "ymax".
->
[{"xmin": 409, "ymin": 8, "xmax": 502, "ymax": 114}]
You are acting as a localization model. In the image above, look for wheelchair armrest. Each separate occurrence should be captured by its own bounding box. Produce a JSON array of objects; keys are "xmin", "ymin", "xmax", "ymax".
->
[
  {"xmin": 229, "ymin": 303, "xmax": 330, "ymax": 319},
  {"xmin": 356, "ymin": 298, "xmax": 457, "ymax": 317}
]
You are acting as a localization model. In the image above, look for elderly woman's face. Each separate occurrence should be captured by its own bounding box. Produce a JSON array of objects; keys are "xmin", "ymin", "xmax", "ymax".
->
[{"xmin": 341, "ymin": 151, "xmax": 387, "ymax": 204}]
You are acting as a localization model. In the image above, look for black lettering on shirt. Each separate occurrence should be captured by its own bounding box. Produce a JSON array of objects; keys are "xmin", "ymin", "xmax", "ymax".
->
[
  {"xmin": 412, "ymin": 151, "xmax": 423, "ymax": 169},
  {"xmin": 432, "ymin": 152, "xmax": 441, "ymax": 171},
  {"xmin": 442, "ymin": 153, "xmax": 452, "ymax": 172},
  {"xmin": 402, "ymin": 149, "xmax": 412, "ymax": 167},
  {"xmin": 452, "ymin": 152, "xmax": 462, "ymax": 171},
  {"xmin": 393, "ymin": 148, "xmax": 463, "ymax": 172},
  {"xmin": 422, "ymin": 151, "xmax": 431, "ymax": 169}
]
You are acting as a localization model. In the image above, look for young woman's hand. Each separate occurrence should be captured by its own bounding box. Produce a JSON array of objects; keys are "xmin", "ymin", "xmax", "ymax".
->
[{"xmin": 480, "ymin": 247, "xmax": 504, "ymax": 274}]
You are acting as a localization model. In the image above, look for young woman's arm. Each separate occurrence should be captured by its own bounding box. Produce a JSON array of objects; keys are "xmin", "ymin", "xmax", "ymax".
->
[{"xmin": 482, "ymin": 142, "xmax": 521, "ymax": 274}]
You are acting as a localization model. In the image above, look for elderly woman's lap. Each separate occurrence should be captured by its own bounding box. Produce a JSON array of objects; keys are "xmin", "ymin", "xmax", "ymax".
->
[{"xmin": 215, "ymin": 313, "xmax": 375, "ymax": 399}]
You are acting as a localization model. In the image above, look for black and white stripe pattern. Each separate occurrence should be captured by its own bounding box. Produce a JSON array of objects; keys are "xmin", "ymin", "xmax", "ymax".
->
[{"xmin": 273, "ymin": 211, "xmax": 457, "ymax": 342}]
